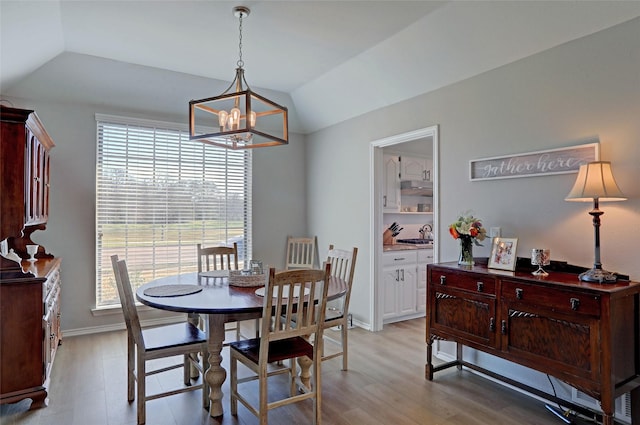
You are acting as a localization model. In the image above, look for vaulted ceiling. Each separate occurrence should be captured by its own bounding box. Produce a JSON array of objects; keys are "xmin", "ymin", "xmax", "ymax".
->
[{"xmin": 2, "ymin": 1, "xmax": 638, "ymax": 133}]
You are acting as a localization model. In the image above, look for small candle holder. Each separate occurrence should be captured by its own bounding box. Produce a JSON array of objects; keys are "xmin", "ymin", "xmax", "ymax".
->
[
  {"xmin": 26, "ymin": 244, "xmax": 39, "ymax": 261},
  {"xmin": 531, "ymin": 249, "xmax": 550, "ymax": 276}
]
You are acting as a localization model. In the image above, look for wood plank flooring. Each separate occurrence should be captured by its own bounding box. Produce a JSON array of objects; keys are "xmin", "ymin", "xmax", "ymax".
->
[{"xmin": 2, "ymin": 319, "xmax": 565, "ymax": 425}]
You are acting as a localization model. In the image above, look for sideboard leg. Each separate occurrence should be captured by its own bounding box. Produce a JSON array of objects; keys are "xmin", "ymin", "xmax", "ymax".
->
[
  {"xmin": 426, "ymin": 338, "xmax": 434, "ymax": 380},
  {"xmin": 631, "ymin": 387, "xmax": 639, "ymax": 424},
  {"xmin": 600, "ymin": 397, "xmax": 615, "ymax": 425},
  {"xmin": 456, "ymin": 342, "xmax": 463, "ymax": 371}
]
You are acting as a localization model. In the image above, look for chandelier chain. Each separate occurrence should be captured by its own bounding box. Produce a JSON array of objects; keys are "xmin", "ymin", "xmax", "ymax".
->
[{"xmin": 237, "ymin": 11, "xmax": 244, "ymax": 69}]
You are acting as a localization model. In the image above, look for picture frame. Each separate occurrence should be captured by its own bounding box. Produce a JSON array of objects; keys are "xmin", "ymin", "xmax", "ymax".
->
[
  {"xmin": 488, "ymin": 237, "xmax": 518, "ymax": 271},
  {"xmin": 469, "ymin": 142, "xmax": 599, "ymax": 181}
]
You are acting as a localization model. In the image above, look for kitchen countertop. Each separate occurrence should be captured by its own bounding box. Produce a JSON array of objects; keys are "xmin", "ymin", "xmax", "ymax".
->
[{"xmin": 383, "ymin": 243, "xmax": 433, "ymax": 252}]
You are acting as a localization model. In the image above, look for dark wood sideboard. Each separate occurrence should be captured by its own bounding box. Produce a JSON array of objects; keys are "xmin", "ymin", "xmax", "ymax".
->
[
  {"xmin": 426, "ymin": 261, "xmax": 640, "ymax": 425},
  {"xmin": 1, "ymin": 106, "xmax": 61, "ymax": 408}
]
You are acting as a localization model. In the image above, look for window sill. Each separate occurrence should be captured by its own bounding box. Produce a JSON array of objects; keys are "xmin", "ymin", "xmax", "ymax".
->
[{"xmin": 90, "ymin": 303, "xmax": 169, "ymax": 317}]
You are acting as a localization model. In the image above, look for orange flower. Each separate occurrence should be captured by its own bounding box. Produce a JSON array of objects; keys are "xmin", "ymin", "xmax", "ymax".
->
[
  {"xmin": 449, "ymin": 225, "xmax": 459, "ymax": 239},
  {"xmin": 469, "ymin": 227, "xmax": 478, "ymax": 237}
]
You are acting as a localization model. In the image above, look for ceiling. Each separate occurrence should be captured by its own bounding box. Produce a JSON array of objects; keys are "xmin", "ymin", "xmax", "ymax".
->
[{"xmin": 1, "ymin": 1, "xmax": 639, "ymax": 134}]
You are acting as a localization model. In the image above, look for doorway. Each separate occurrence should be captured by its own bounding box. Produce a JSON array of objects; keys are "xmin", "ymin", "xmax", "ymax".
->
[{"xmin": 369, "ymin": 126, "xmax": 439, "ymax": 332}]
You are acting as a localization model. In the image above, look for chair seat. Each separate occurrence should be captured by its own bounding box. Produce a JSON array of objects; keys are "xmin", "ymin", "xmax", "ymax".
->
[
  {"xmin": 229, "ymin": 336, "xmax": 314, "ymax": 364},
  {"xmin": 143, "ymin": 322, "xmax": 207, "ymax": 352}
]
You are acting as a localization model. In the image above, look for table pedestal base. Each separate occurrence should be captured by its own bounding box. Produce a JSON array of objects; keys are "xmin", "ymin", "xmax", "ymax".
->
[{"xmin": 206, "ymin": 314, "xmax": 226, "ymax": 417}]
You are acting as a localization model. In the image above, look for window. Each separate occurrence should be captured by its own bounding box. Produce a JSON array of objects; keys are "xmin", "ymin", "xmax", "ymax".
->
[{"xmin": 96, "ymin": 114, "xmax": 252, "ymax": 308}]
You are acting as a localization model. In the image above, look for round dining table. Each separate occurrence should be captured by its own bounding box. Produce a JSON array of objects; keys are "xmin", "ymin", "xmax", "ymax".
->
[{"xmin": 136, "ymin": 271, "xmax": 347, "ymax": 418}]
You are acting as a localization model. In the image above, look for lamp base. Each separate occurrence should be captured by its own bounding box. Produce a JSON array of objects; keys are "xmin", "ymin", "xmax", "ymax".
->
[{"xmin": 578, "ymin": 268, "xmax": 618, "ymax": 283}]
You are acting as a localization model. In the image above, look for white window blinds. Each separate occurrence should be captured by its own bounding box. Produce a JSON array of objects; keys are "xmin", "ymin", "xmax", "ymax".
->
[{"xmin": 96, "ymin": 114, "xmax": 251, "ymax": 307}]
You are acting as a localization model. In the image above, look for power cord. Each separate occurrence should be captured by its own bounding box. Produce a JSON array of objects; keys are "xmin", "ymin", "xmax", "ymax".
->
[
  {"xmin": 545, "ymin": 375, "xmax": 598, "ymax": 424},
  {"xmin": 546, "ymin": 375, "xmax": 577, "ymax": 423}
]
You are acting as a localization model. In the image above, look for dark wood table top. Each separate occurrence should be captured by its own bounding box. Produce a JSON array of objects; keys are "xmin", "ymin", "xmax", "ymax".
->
[{"xmin": 136, "ymin": 272, "xmax": 348, "ymax": 315}]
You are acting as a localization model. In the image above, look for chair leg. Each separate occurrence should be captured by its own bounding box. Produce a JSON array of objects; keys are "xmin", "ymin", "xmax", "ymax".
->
[
  {"xmin": 202, "ymin": 349, "xmax": 209, "ymax": 409},
  {"xmin": 183, "ymin": 354, "xmax": 190, "ymax": 385},
  {"xmin": 341, "ymin": 320, "xmax": 348, "ymax": 371},
  {"xmin": 289, "ymin": 357, "xmax": 297, "ymax": 397},
  {"xmin": 230, "ymin": 352, "xmax": 238, "ymax": 415},
  {"xmin": 187, "ymin": 313, "xmax": 202, "ymax": 379},
  {"xmin": 254, "ymin": 318, "xmax": 260, "ymax": 338},
  {"xmin": 127, "ymin": 333, "xmax": 135, "ymax": 402},
  {"xmin": 259, "ymin": 363, "xmax": 268, "ymax": 425},
  {"xmin": 137, "ymin": 354, "xmax": 146, "ymax": 425},
  {"xmin": 313, "ymin": 353, "xmax": 321, "ymax": 425}
]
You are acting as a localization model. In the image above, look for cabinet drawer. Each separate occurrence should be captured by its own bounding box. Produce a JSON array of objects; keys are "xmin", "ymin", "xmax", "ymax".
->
[
  {"xmin": 501, "ymin": 280, "xmax": 600, "ymax": 316},
  {"xmin": 431, "ymin": 270, "xmax": 496, "ymax": 296},
  {"xmin": 417, "ymin": 249, "xmax": 434, "ymax": 264},
  {"xmin": 383, "ymin": 251, "xmax": 417, "ymax": 267}
]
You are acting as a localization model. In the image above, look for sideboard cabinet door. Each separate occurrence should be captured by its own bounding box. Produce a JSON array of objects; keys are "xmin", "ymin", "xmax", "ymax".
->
[{"xmin": 428, "ymin": 269, "xmax": 498, "ymax": 349}]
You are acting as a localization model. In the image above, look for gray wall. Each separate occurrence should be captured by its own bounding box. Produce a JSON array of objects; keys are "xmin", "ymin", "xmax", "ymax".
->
[
  {"xmin": 306, "ymin": 18, "xmax": 640, "ymax": 328},
  {"xmin": 2, "ymin": 98, "xmax": 307, "ymax": 333},
  {"xmin": 3, "ymin": 17, "xmax": 639, "ymax": 338}
]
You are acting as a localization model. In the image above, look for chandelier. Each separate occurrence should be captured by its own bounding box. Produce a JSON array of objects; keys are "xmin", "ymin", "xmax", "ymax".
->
[{"xmin": 189, "ymin": 6, "xmax": 288, "ymax": 150}]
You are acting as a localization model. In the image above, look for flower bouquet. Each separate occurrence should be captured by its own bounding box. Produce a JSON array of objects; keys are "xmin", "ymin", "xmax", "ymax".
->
[{"xmin": 449, "ymin": 212, "xmax": 487, "ymax": 266}]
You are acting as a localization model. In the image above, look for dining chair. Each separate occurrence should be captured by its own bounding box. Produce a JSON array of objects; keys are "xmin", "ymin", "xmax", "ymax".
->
[
  {"xmin": 195, "ymin": 242, "xmax": 259, "ymax": 341},
  {"xmin": 229, "ymin": 264, "xmax": 331, "ymax": 425},
  {"xmin": 197, "ymin": 242, "xmax": 238, "ymax": 272},
  {"xmin": 110, "ymin": 255, "xmax": 208, "ymax": 425},
  {"xmin": 322, "ymin": 245, "xmax": 358, "ymax": 370},
  {"xmin": 285, "ymin": 236, "xmax": 318, "ymax": 270}
]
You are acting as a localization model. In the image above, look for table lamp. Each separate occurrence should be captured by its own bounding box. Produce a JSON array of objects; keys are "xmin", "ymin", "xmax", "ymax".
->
[{"xmin": 565, "ymin": 161, "xmax": 626, "ymax": 282}]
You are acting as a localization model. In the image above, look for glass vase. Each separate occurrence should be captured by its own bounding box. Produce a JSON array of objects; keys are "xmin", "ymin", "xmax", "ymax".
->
[{"xmin": 458, "ymin": 236, "xmax": 474, "ymax": 267}]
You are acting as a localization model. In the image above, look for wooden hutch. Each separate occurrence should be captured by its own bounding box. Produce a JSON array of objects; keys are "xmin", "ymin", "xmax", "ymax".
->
[
  {"xmin": 0, "ymin": 106, "xmax": 62, "ymax": 408},
  {"xmin": 426, "ymin": 259, "xmax": 640, "ymax": 425}
]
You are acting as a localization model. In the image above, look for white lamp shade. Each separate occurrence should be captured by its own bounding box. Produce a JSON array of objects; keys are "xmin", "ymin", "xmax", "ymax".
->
[{"xmin": 565, "ymin": 161, "xmax": 626, "ymax": 202}]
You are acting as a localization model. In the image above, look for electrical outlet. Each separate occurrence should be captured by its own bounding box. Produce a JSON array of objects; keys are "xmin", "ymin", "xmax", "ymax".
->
[{"xmin": 490, "ymin": 227, "xmax": 501, "ymax": 238}]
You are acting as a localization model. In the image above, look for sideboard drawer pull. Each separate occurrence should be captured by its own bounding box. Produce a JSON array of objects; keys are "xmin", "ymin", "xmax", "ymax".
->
[
  {"xmin": 501, "ymin": 320, "xmax": 507, "ymax": 335},
  {"xmin": 440, "ymin": 275, "xmax": 446, "ymax": 285},
  {"xmin": 516, "ymin": 288, "xmax": 523, "ymax": 300},
  {"xmin": 570, "ymin": 298, "xmax": 580, "ymax": 311},
  {"xmin": 489, "ymin": 317, "xmax": 495, "ymax": 332},
  {"xmin": 477, "ymin": 282, "xmax": 484, "ymax": 292}
]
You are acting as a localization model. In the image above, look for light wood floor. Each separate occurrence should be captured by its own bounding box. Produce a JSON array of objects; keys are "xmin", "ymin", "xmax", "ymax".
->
[{"xmin": 2, "ymin": 318, "xmax": 564, "ymax": 425}]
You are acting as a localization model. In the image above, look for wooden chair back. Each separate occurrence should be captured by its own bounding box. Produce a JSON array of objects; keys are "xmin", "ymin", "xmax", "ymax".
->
[
  {"xmin": 197, "ymin": 242, "xmax": 238, "ymax": 272},
  {"xmin": 285, "ymin": 236, "xmax": 317, "ymax": 270},
  {"xmin": 262, "ymin": 264, "xmax": 331, "ymax": 347},
  {"xmin": 326, "ymin": 245, "xmax": 358, "ymax": 314},
  {"xmin": 111, "ymin": 255, "xmax": 145, "ymax": 349}
]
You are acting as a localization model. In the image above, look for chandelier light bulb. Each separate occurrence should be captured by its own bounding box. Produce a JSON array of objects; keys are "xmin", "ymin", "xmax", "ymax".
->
[
  {"xmin": 230, "ymin": 107, "xmax": 241, "ymax": 130},
  {"xmin": 218, "ymin": 110, "xmax": 229, "ymax": 130}
]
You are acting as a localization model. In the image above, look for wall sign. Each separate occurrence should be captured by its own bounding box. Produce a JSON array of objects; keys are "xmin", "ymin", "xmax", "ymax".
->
[{"xmin": 469, "ymin": 142, "xmax": 599, "ymax": 181}]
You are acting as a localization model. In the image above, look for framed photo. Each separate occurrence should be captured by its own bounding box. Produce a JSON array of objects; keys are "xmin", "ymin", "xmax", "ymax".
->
[{"xmin": 488, "ymin": 237, "xmax": 518, "ymax": 271}]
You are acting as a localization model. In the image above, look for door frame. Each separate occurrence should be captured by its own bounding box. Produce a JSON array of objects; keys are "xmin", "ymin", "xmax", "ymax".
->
[{"xmin": 369, "ymin": 125, "xmax": 440, "ymax": 331}]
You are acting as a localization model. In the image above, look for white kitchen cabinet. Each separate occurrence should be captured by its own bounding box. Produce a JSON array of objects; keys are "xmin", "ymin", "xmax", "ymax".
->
[
  {"xmin": 382, "ymin": 250, "xmax": 418, "ymax": 322},
  {"xmin": 401, "ymin": 155, "xmax": 432, "ymax": 182},
  {"xmin": 383, "ymin": 154, "xmax": 400, "ymax": 212},
  {"xmin": 416, "ymin": 249, "xmax": 434, "ymax": 313}
]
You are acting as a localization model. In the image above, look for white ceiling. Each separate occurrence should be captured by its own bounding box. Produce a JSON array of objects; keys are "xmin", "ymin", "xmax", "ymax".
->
[{"xmin": 1, "ymin": 1, "xmax": 639, "ymax": 134}]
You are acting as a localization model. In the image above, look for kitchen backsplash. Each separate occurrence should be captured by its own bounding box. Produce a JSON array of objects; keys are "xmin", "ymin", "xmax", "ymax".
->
[{"xmin": 384, "ymin": 216, "xmax": 434, "ymax": 243}]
